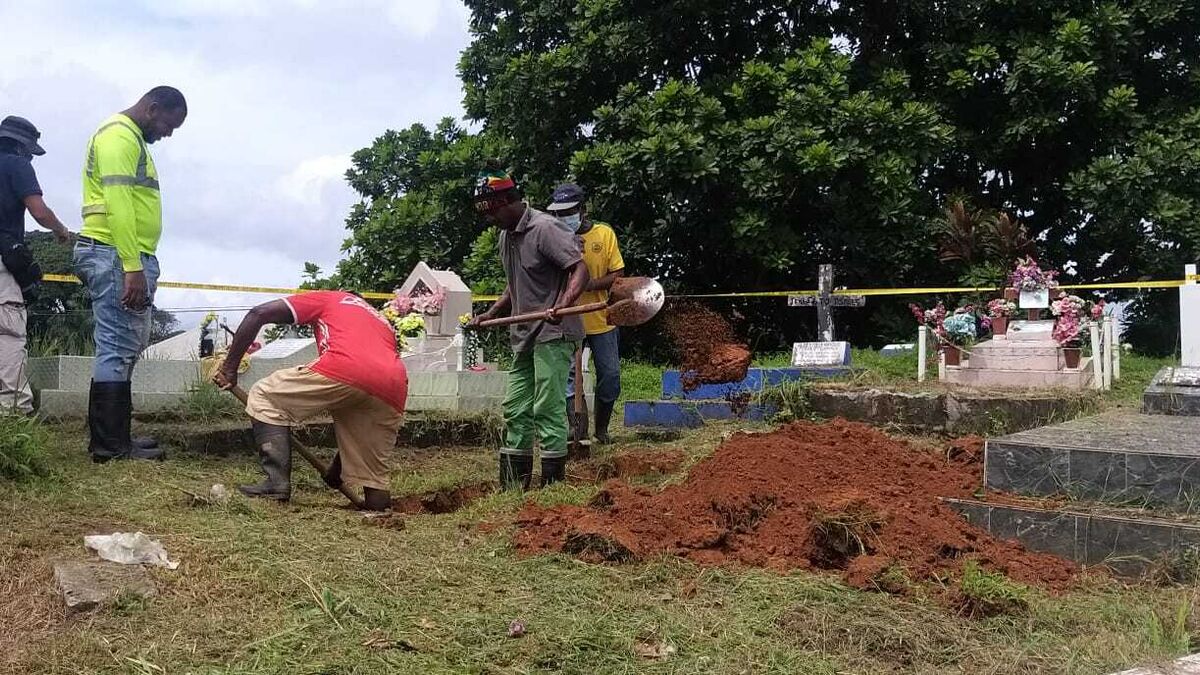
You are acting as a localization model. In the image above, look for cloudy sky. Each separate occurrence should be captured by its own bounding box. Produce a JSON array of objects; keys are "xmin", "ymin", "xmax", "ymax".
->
[{"xmin": 0, "ymin": 0, "xmax": 472, "ymax": 327}]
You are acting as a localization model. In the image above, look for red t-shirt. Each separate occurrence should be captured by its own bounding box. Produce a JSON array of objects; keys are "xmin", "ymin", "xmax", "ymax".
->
[{"xmin": 282, "ymin": 291, "xmax": 408, "ymax": 412}]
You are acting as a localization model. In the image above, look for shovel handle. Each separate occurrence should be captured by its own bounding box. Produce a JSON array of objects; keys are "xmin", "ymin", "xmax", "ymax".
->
[
  {"xmin": 476, "ymin": 301, "xmax": 609, "ymax": 328},
  {"xmin": 226, "ymin": 384, "xmax": 367, "ymax": 510}
]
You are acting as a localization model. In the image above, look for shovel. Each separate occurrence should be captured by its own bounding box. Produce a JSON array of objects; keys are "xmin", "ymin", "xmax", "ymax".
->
[
  {"xmin": 476, "ymin": 276, "xmax": 665, "ymax": 328},
  {"xmin": 224, "ymin": 384, "xmax": 367, "ymax": 510}
]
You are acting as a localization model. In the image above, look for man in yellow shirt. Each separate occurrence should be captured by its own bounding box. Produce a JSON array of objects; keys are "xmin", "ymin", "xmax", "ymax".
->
[
  {"xmin": 547, "ymin": 184, "xmax": 624, "ymax": 443},
  {"xmin": 75, "ymin": 86, "xmax": 186, "ymax": 463}
]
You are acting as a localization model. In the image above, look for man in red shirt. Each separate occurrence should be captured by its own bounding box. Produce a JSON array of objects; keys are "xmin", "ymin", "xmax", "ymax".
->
[{"xmin": 213, "ymin": 291, "xmax": 408, "ymax": 511}]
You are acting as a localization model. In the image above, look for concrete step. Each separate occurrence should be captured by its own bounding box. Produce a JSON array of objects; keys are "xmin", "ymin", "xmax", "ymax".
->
[
  {"xmin": 36, "ymin": 389, "xmax": 186, "ymax": 420},
  {"xmin": 947, "ymin": 496, "xmax": 1200, "ymax": 576},
  {"xmin": 661, "ymin": 367, "xmax": 848, "ymax": 400},
  {"xmin": 985, "ymin": 412, "xmax": 1200, "ymax": 506},
  {"xmin": 623, "ymin": 400, "xmax": 776, "ymax": 428},
  {"xmin": 943, "ymin": 362, "xmax": 1093, "ymax": 388}
]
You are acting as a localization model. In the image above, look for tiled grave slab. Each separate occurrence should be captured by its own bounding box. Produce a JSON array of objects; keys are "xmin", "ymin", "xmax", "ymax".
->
[
  {"xmin": 661, "ymin": 367, "xmax": 849, "ymax": 400},
  {"xmin": 623, "ymin": 400, "xmax": 777, "ymax": 428},
  {"xmin": 1144, "ymin": 366, "xmax": 1200, "ymax": 416},
  {"xmin": 985, "ymin": 412, "xmax": 1200, "ymax": 506},
  {"xmin": 946, "ymin": 498, "xmax": 1200, "ymax": 575},
  {"xmin": 1106, "ymin": 653, "xmax": 1200, "ymax": 675},
  {"xmin": 943, "ymin": 363, "xmax": 1093, "ymax": 389}
]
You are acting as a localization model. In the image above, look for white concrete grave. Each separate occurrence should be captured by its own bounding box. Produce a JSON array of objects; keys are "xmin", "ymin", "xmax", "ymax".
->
[{"xmin": 397, "ymin": 261, "xmax": 472, "ymax": 337}]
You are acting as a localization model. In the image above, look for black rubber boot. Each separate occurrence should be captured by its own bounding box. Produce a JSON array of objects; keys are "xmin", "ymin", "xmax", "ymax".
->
[
  {"xmin": 541, "ymin": 456, "xmax": 566, "ymax": 487},
  {"xmin": 238, "ymin": 421, "xmax": 292, "ymax": 501},
  {"xmin": 132, "ymin": 436, "xmax": 159, "ymax": 450},
  {"xmin": 322, "ymin": 452, "xmax": 343, "ymax": 489},
  {"xmin": 499, "ymin": 453, "xmax": 533, "ymax": 491},
  {"xmin": 89, "ymin": 381, "xmax": 165, "ymax": 463},
  {"xmin": 363, "ymin": 487, "xmax": 391, "ymax": 512},
  {"xmin": 594, "ymin": 399, "xmax": 615, "ymax": 445}
]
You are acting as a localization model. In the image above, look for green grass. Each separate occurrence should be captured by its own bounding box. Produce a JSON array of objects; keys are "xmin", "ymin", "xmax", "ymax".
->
[
  {"xmin": 0, "ymin": 415, "xmax": 52, "ymax": 481},
  {"xmin": 166, "ymin": 381, "xmax": 246, "ymax": 422},
  {"xmin": 619, "ymin": 361, "xmax": 664, "ymax": 402},
  {"xmin": 2, "ymin": 422, "xmax": 1199, "ymax": 673}
]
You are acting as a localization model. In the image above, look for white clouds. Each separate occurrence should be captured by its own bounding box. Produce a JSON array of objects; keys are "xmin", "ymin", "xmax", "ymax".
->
[{"xmin": 0, "ymin": 1, "xmax": 472, "ymax": 326}]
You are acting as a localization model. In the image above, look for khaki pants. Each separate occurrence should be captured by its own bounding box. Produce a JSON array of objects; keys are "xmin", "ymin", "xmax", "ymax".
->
[
  {"xmin": 0, "ymin": 304, "xmax": 33, "ymax": 415},
  {"xmin": 246, "ymin": 366, "xmax": 402, "ymax": 490}
]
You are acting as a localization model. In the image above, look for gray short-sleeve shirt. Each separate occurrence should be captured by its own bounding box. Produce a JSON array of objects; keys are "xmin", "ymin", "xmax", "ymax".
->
[{"xmin": 499, "ymin": 205, "xmax": 585, "ymax": 352}]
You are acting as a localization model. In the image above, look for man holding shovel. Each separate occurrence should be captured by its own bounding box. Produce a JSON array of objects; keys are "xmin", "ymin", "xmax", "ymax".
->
[
  {"xmin": 467, "ymin": 167, "xmax": 588, "ymax": 489},
  {"xmin": 213, "ymin": 291, "xmax": 407, "ymax": 511}
]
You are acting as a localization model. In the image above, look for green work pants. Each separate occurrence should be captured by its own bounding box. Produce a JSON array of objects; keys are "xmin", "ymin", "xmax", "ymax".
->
[{"xmin": 501, "ymin": 339, "xmax": 577, "ymax": 460}]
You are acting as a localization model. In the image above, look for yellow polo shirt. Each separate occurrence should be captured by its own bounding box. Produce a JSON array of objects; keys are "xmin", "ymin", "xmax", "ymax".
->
[{"xmin": 578, "ymin": 222, "xmax": 625, "ymax": 335}]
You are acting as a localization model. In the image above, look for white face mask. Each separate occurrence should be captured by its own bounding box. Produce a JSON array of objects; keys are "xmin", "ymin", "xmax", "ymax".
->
[{"xmin": 560, "ymin": 213, "xmax": 582, "ymax": 232}]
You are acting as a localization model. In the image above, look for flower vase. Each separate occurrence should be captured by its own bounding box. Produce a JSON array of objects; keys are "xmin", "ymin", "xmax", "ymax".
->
[
  {"xmin": 1004, "ymin": 288, "xmax": 1018, "ymax": 301},
  {"xmin": 992, "ymin": 317, "xmax": 1007, "ymax": 336},
  {"xmin": 1026, "ymin": 308, "xmax": 1040, "ymax": 321},
  {"xmin": 943, "ymin": 346, "xmax": 962, "ymax": 367},
  {"xmin": 1062, "ymin": 347, "xmax": 1082, "ymax": 369}
]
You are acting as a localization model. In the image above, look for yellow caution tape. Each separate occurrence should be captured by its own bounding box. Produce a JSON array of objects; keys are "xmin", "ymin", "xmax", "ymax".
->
[{"xmin": 38, "ymin": 272, "xmax": 1189, "ymax": 306}]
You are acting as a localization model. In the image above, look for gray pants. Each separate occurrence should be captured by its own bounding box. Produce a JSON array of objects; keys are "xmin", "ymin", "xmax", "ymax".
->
[{"xmin": 0, "ymin": 303, "xmax": 34, "ymax": 415}]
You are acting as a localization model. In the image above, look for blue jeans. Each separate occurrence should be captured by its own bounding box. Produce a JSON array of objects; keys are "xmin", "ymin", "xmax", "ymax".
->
[
  {"xmin": 73, "ymin": 240, "xmax": 159, "ymax": 382},
  {"xmin": 566, "ymin": 328, "xmax": 621, "ymax": 405}
]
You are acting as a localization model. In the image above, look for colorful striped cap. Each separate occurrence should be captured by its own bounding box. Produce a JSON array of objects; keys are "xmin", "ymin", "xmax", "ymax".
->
[{"xmin": 475, "ymin": 167, "xmax": 517, "ymax": 197}]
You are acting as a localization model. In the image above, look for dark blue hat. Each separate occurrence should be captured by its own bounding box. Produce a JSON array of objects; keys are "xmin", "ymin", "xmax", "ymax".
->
[{"xmin": 546, "ymin": 183, "xmax": 586, "ymax": 212}]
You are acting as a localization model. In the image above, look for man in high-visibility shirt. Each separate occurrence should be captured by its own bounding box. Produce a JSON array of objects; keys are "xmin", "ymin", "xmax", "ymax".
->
[
  {"xmin": 76, "ymin": 86, "xmax": 186, "ymax": 463},
  {"xmin": 546, "ymin": 184, "xmax": 625, "ymax": 444}
]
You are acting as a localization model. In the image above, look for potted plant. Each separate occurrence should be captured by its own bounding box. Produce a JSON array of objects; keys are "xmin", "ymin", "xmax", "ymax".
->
[
  {"xmin": 986, "ymin": 299, "xmax": 1017, "ymax": 337},
  {"xmin": 1050, "ymin": 293, "xmax": 1088, "ymax": 368},
  {"xmin": 941, "ymin": 311, "xmax": 978, "ymax": 366},
  {"xmin": 1008, "ymin": 256, "xmax": 1058, "ymax": 320}
]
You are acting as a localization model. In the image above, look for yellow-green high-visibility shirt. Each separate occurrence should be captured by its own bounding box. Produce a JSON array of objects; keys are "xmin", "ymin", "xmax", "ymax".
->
[{"xmin": 80, "ymin": 114, "xmax": 162, "ymax": 272}]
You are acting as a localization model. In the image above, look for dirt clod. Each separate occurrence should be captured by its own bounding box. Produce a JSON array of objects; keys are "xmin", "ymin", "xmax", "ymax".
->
[
  {"xmin": 391, "ymin": 482, "xmax": 494, "ymax": 515},
  {"xmin": 515, "ymin": 419, "xmax": 1078, "ymax": 590},
  {"xmin": 664, "ymin": 301, "xmax": 751, "ymax": 391}
]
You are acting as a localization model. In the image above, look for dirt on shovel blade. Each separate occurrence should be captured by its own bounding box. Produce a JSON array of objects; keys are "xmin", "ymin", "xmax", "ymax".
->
[
  {"xmin": 514, "ymin": 419, "xmax": 1078, "ymax": 591},
  {"xmin": 663, "ymin": 301, "xmax": 751, "ymax": 391}
]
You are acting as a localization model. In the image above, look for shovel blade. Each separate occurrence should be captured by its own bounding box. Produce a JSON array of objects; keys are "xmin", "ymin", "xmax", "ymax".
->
[{"xmin": 606, "ymin": 277, "xmax": 665, "ymax": 326}]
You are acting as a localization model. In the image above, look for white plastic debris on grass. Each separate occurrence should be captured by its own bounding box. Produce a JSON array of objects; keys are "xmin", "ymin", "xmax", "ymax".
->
[
  {"xmin": 209, "ymin": 484, "xmax": 230, "ymax": 502},
  {"xmin": 83, "ymin": 532, "xmax": 179, "ymax": 570}
]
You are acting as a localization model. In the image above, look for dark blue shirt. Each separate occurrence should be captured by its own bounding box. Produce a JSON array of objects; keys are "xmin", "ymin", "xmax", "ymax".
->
[{"xmin": 0, "ymin": 153, "xmax": 42, "ymax": 242}]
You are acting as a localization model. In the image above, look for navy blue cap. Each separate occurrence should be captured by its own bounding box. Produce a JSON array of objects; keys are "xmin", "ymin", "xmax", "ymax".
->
[{"xmin": 546, "ymin": 183, "xmax": 586, "ymax": 212}]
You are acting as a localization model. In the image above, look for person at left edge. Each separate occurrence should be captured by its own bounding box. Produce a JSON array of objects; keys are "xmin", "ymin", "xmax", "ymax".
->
[
  {"xmin": 0, "ymin": 116, "xmax": 72, "ymax": 415},
  {"xmin": 75, "ymin": 87, "xmax": 186, "ymax": 463}
]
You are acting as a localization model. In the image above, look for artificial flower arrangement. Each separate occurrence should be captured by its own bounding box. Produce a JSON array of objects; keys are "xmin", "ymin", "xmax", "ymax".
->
[
  {"xmin": 391, "ymin": 285, "xmax": 447, "ymax": 316},
  {"xmin": 987, "ymin": 299, "xmax": 1018, "ymax": 318},
  {"xmin": 1009, "ymin": 256, "xmax": 1059, "ymax": 292},
  {"xmin": 942, "ymin": 310, "xmax": 978, "ymax": 346},
  {"xmin": 909, "ymin": 301, "xmax": 948, "ymax": 342},
  {"xmin": 1049, "ymin": 293, "xmax": 1106, "ymax": 367},
  {"xmin": 986, "ymin": 298, "xmax": 1017, "ymax": 335},
  {"xmin": 382, "ymin": 301, "xmax": 427, "ymax": 353}
]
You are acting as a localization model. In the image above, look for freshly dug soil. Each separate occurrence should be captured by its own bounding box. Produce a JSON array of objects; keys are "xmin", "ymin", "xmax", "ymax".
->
[
  {"xmin": 514, "ymin": 419, "xmax": 1077, "ymax": 590},
  {"xmin": 663, "ymin": 301, "xmax": 751, "ymax": 391},
  {"xmin": 392, "ymin": 482, "xmax": 494, "ymax": 515},
  {"xmin": 570, "ymin": 449, "xmax": 686, "ymax": 484}
]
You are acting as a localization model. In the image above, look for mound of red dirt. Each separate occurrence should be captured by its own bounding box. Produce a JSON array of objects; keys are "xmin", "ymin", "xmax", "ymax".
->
[
  {"xmin": 514, "ymin": 420, "xmax": 1077, "ymax": 590},
  {"xmin": 663, "ymin": 301, "xmax": 751, "ymax": 391}
]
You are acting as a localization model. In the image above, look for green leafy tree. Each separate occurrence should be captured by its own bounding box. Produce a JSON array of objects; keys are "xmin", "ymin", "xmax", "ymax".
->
[
  {"xmin": 325, "ymin": 0, "xmax": 1200, "ymax": 352},
  {"xmin": 333, "ymin": 120, "xmax": 508, "ymax": 292}
]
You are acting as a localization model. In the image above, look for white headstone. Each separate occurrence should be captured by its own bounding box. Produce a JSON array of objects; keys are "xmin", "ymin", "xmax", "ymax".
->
[
  {"xmin": 397, "ymin": 262, "xmax": 473, "ymax": 337},
  {"xmin": 791, "ymin": 341, "xmax": 851, "ymax": 367},
  {"xmin": 1019, "ymin": 288, "xmax": 1050, "ymax": 309},
  {"xmin": 252, "ymin": 338, "xmax": 315, "ymax": 360}
]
